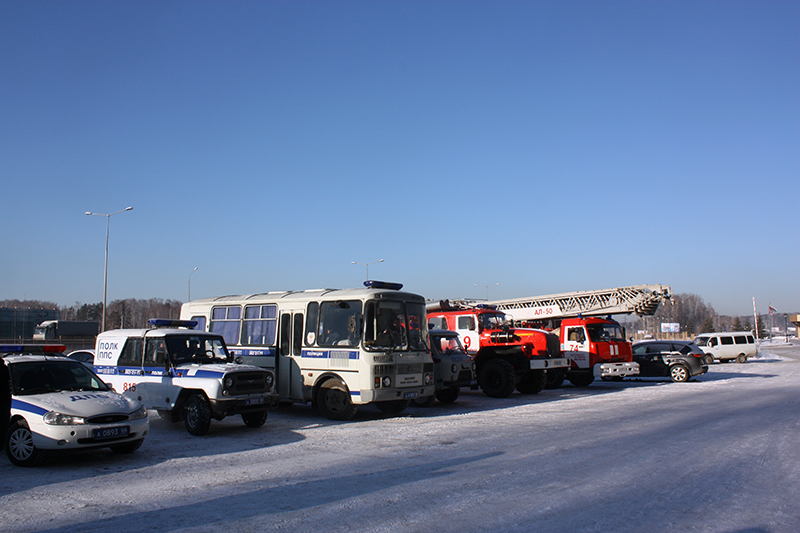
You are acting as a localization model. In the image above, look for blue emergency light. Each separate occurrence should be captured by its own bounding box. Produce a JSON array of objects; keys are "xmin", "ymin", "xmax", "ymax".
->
[
  {"xmin": 0, "ymin": 344, "xmax": 67, "ymax": 354},
  {"xmin": 363, "ymin": 280, "xmax": 403, "ymax": 291},
  {"xmin": 147, "ymin": 319, "xmax": 198, "ymax": 329}
]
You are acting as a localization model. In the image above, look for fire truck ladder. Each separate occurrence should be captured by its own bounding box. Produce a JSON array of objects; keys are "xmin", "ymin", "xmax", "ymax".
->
[{"xmin": 484, "ymin": 284, "xmax": 672, "ymax": 321}]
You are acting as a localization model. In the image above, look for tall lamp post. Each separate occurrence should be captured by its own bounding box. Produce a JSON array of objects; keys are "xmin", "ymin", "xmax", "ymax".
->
[
  {"xmin": 188, "ymin": 267, "xmax": 198, "ymax": 301},
  {"xmin": 351, "ymin": 259, "xmax": 384, "ymax": 281},
  {"xmin": 85, "ymin": 206, "xmax": 133, "ymax": 331},
  {"xmin": 475, "ymin": 282, "xmax": 499, "ymax": 301}
]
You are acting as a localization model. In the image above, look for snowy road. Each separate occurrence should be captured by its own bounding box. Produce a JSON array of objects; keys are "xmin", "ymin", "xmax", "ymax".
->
[{"xmin": 2, "ymin": 342, "xmax": 798, "ymax": 533}]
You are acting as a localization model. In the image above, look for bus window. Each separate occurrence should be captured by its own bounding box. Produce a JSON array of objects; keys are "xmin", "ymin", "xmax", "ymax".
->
[
  {"xmin": 242, "ymin": 304, "xmax": 278, "ymax": 345},
  {"xmin": 210, "ymin": 306, "xmax": 241, "ymax": 346},
  {"xmin": 305, "ymin": 302, "xmax": 319, "ymax": 345},
  {"xmin": 318, "ymin": 300, "xmax": 362, "ymax": 347}
]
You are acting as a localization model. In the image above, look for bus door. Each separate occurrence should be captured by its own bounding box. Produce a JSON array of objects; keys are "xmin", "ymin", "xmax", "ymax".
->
[{"xmin": 277, "ymin": 310, "xmax": 305, "ymax": 401}]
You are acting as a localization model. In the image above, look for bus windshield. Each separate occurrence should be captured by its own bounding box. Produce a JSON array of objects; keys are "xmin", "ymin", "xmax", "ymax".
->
[{"xmin": 364, "ymin": 300, "xmax": 428, "ymax": 352}]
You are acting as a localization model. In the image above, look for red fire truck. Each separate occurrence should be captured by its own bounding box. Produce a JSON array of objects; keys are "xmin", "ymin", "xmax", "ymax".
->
[{"xmin": 426, "ymin": 301, "xmax": 569, "ymax": 398}]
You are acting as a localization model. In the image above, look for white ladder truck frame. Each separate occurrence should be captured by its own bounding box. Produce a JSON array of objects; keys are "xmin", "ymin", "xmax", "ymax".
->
[{"xmin": 484, "ymin": 284, "xmax": 672, "ymax": 321}]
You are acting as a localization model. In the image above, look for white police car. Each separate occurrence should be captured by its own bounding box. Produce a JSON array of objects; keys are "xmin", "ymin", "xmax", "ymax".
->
[{"xmin": 3, "ymin": 344, "xmax": 149, "ymax": 467}]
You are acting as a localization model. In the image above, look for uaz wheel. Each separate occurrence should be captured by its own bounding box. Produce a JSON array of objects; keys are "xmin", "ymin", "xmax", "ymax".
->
[
  {"xmin": 242, "ymin": 410, "xmax": 268, "ymax": 428},
  {"xmin": 435, "ymin": 386, "xmax": 460, "ymax": 404},
  {"xmin": 184, "ymin": 394, "xmax": 212, "ymax": 436}
]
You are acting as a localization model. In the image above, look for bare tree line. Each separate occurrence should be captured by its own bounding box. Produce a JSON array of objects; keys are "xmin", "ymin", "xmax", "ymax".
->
[{"xmin": 1, "ymin": 298, "xmax": 182, "ymax": 330}]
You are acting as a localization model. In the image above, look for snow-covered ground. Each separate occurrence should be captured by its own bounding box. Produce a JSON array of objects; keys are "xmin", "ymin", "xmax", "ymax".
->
[{"xmin": 2, "ymin": 343, "xmax": 799, "ymax": 533}]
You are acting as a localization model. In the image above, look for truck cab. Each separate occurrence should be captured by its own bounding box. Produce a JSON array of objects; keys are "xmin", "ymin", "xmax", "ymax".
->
[{"xmin": 556, "ymin": 316, "xmax": 639, "ymax": 386}]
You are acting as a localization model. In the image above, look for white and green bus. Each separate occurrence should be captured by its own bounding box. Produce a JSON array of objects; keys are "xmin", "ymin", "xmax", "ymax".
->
[{"xmin": 180, "ymin": 281, "xmax": 434, "ymax": 420}]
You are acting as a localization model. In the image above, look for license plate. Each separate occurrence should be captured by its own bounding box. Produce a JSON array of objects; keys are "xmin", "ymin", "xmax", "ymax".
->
[
  {"xmin": 93, "ymin": 426, "xmax": 130, "ymax": 440},
  {"xmin": 403, "ymin": 391, "xmax": 419, "ymax": 399},
  {"xmin": 246, "ymin": 397, "xmax": 265, "ymax": 406}
]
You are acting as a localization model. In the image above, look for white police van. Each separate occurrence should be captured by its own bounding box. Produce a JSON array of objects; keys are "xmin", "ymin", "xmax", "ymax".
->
[
  {"xmin": 94, "ymin": 319, "xmax": 279, "ymax": 436},
  {"xmin": 3, "ymin": 344, "xmax": 149, "ymax": 467}
]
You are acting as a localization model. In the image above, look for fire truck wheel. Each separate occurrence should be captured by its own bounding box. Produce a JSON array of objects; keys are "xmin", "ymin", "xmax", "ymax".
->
[
  {"xmin": 184, "ymin": 394, "xmax": 212, "ymax": 436},
  {"xmin": 517, "ymin": 370, "xmax": 546, "ymax": 394},
  {"xmin": 478, "ymin": 359, "xmax": 517, "ymax": 398},
  {"xmin": 410, "ymin": 395, "xmax": 436, "ymax": 408},
  {"xmin": 317, "ymin": 378, "xmax": 358, "ymax": 420},
  {"xmin": 435, "ymin": 386, "xmax": 460, "ymax": 403},
  {"xmin": 544, "ymin": 369, "xmax": 566, "ymax": 389},
  {"xmin": 669, "ymin": 364, "xmax": 690, "ymax": 382},
  {"xmin": 376, "ymin": 400, "xmax": 408, "ymax": 415},
  {"xmin": 567, "ymin": 371, "xmax": 594, "ymax": 387}
]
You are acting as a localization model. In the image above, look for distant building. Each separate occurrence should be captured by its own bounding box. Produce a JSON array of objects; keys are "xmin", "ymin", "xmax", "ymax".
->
[{"xmin": 0, "ymin": 308, "xmax": 59, "ymax": 340}]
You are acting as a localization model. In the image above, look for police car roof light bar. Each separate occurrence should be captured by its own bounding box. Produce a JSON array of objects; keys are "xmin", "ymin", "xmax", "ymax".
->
[{"xmin": 0, "ymin": 344, "xmax": 67, "ymax": 354}]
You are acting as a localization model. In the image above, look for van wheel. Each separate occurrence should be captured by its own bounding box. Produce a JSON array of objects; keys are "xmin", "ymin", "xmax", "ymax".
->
[
  {"xmin": 184, "ymin": 394, "xmax": 212, "ymax": 436},
  {"xmin": 736, "ymin": 354, "xmax": 747, "ymax": 364},
  {"xmin": 317, "ymin": 378, "xmax": 358, "ymax": 420},
  {"xmin": 702, "ymin": 355, "xmax": 714, "ymax": 365},
  {"xmin": 669, "ymin": 364, "xmax": 690, "ymax": 382},
  {"xmin": 242, "ymin": 411, "xmax": 268, "ymax": 428},
  {"xmin": 6, "ymin": 420, "xmax": 45, "ymax": 467}
]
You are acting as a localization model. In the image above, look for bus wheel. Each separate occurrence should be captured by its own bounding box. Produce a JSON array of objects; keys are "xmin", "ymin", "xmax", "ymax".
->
[
  {"xmin": 184, "ymin": 394, "xmax": 212, "ymax": 436},
  {"xmin": 317, "ymin": 378, "xmax": 358, "ymax": 421},
  {"xmin": 435, "ymin": 386, "xmax": 460, "ymax": 403}
]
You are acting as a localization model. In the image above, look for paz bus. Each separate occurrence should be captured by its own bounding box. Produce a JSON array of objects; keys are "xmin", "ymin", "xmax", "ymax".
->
[{"xmin": 180, "ymin": 281, "xmax": 435, "ymax": 420}]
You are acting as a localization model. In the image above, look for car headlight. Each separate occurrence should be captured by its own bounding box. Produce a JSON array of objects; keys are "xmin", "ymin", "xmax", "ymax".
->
[
  {"xmin": 224, "ymin": 377, "xmax": 234, "ymax": 388},
  {"xmin": 44, "ymin": 412, "xmax": 86, "ymax": 425},
  {"xmin": 266, "ymin": 373, "xmax": 274, "ymax": 387},
  {"xmin": 130, "ymin": 405, "xmax": 148, "ymax": 420},
  {"xmin": 451, "ymin": 364, "xmax": 458, "ymax": 373},
  {"xmin": 382, "ymin": 376, "xmax": 392, "ymax": 388},
  {"xmin": 424, "ymin": 373, "xmax": 433, "ymax": 385}
]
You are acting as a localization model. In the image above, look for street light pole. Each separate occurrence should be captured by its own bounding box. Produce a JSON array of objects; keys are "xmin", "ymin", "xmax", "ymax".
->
[
  {"xmin": 475, "ymin": 283, "xmax": 499, "ymax": 301},
  {"xmin": 188, "ymin": 267, "xmax": 198, "ymax": 301},
  {"xmin": 85, "ymin": 206, "xmax": 133, "ymax": 332},
  {"xmin": 351, "ymin": 259, "xmax": 384, "ymax": 281}
]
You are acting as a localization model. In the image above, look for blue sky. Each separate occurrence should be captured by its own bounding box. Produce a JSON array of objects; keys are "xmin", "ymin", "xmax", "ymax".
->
[{"xmin": 1, "ymin": 1, "xmax": 797, "ymax": 316}]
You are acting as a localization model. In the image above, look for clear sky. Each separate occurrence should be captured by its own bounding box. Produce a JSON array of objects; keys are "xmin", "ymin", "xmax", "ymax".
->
[{"xmin": 1, "ymin": 1, "xmax": 797, "ymax": 316}]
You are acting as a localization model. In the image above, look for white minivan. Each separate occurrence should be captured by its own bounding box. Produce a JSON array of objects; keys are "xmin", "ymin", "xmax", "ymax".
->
[{"xmin": 693, "ymin": 332, "xmax": 757, "ymax": 363}]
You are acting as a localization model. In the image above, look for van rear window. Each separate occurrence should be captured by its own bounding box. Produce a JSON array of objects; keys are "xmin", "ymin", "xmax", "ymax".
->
[
  {"xmin": 721, "ymin": 337, "xmax": 734, "ymax": 345},
  {"xmin": 734, "ymin": 336, "xmax": 747, "ymax": 345}
]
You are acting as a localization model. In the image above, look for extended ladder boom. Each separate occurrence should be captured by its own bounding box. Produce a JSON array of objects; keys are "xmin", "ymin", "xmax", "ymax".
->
[{"xmin": 484, "ymin": 284, "xmax": 672, "ymax": 321}]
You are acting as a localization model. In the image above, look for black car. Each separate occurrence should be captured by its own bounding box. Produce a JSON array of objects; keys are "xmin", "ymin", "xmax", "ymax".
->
[{"xmin": 631, "ymin": 340, "xmax": 708, "ymax": 382}]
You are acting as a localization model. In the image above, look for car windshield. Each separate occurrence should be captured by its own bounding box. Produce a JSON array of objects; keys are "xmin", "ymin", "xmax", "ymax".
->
[
  {"xmin": 586, "ymin": 323, "xmax": 626, "ymax": 342},
  {"xmin": 166, "ymin": 335, "xmax": 230, "ymax": 365},
  {"xmin": 693, "ymin": 337, "xmax": 708, "ymax": 346},
  {"xmin": 10, "ymin": 360, "xmax": 110, "ymax": 395}
]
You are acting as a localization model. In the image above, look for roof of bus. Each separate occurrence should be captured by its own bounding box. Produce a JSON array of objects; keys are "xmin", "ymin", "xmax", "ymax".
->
[{"xmin": 185, "ymin": 287, "xmax": 425, "ymax": 305}]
